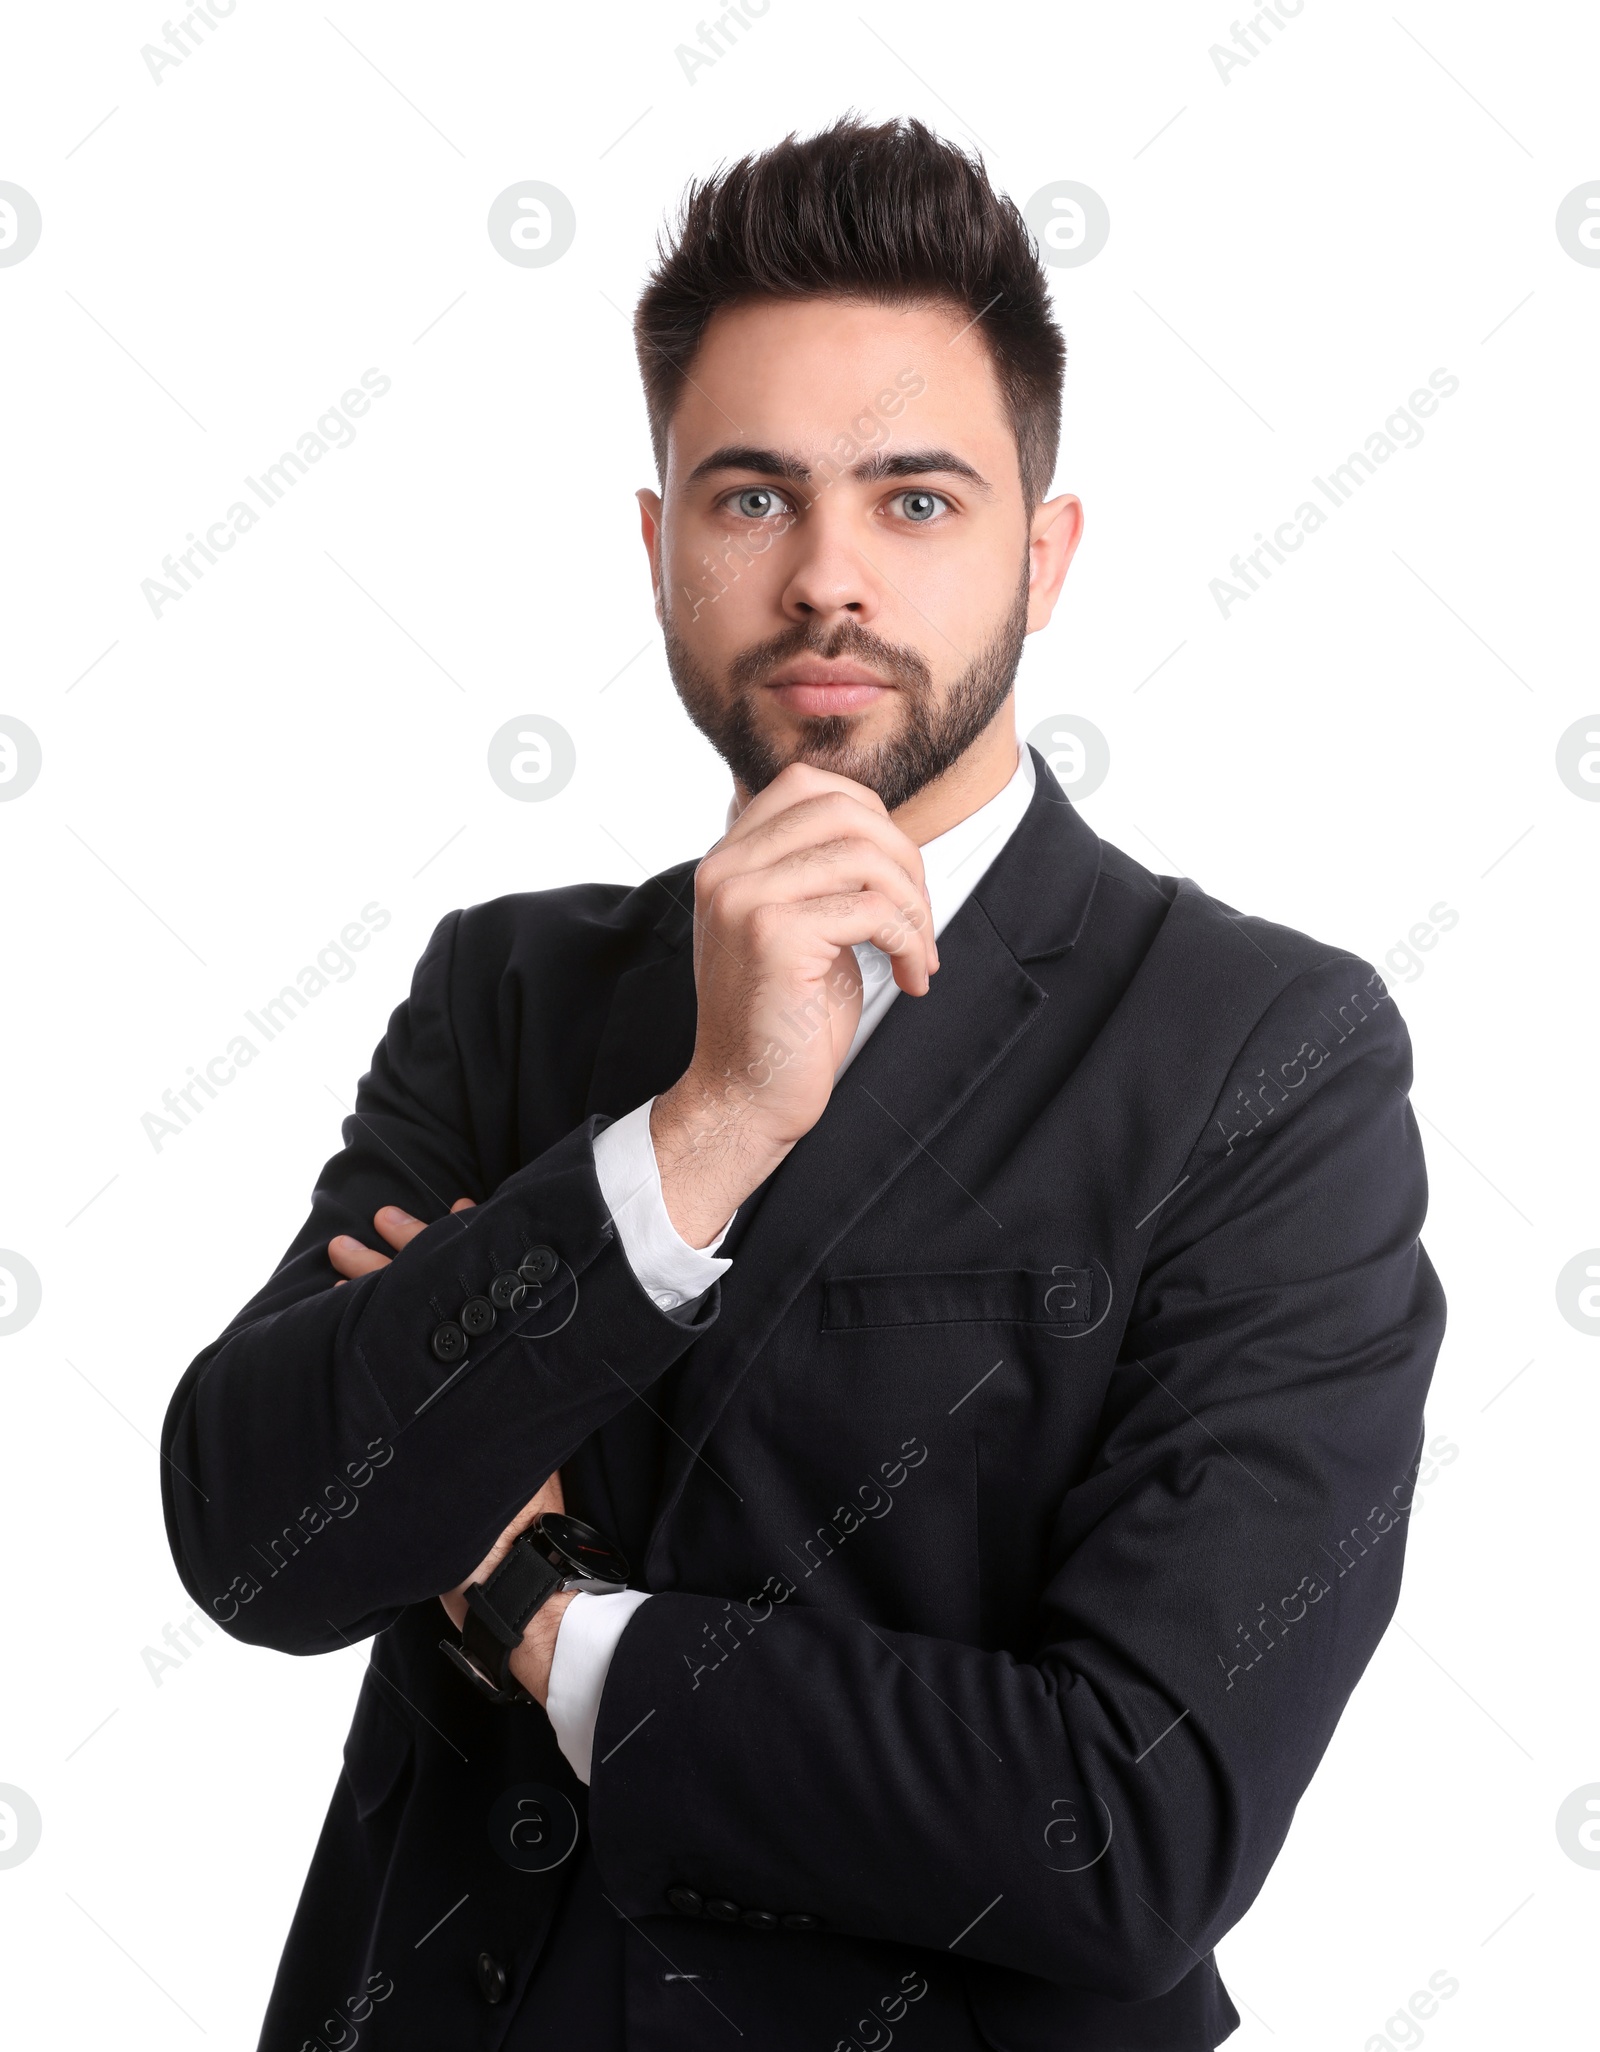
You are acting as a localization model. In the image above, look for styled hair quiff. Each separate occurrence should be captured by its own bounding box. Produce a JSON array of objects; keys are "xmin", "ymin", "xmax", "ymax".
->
[{"xmin": 634, "ymin": 116, "xmax": 1066, "ymax": 507}]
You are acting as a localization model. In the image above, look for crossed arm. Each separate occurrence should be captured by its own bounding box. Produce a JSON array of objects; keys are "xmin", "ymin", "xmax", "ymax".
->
[{"xmin": 330, "ymin": 1198, "xmax": 573, "ymax": 1703}]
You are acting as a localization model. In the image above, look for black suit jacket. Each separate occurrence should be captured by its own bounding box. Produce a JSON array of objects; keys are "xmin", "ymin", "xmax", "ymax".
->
[{"xmin": 161, "ymin": 751, "xmax": 1445, "ymax": 2050}]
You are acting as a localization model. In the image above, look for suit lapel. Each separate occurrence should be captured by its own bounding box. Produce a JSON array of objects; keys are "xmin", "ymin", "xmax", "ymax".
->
[{"xmin": 644, "ymin": 751, "xmax": 1104, "ymax": 1574}]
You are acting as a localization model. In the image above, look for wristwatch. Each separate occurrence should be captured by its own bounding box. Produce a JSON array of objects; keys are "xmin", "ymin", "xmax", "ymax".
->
[{"xmin": 439, "ymin": 1512, "xmax": 631, "ymax": 1705}]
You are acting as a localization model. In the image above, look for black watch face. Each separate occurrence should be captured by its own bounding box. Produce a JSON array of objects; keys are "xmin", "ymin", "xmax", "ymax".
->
[{"xmin": 536, "ymin": 1513, "xmax": 629, "ymax": 1587}]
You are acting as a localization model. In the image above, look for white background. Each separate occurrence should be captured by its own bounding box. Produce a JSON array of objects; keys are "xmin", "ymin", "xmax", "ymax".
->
[{"xmin": 1, "ymin": 0, "xmax": 1596, "ymax": 2044}]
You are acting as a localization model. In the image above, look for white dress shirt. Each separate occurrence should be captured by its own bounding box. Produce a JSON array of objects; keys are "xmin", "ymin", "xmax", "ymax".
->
[{"xmin": 546, "ymin": 740, "xmax": 1038, "ymax": 1782}]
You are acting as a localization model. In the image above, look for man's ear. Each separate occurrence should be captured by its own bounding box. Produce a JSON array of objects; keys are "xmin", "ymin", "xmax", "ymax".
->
[
  {"xmin": 637, "ymin": 487, "xmax": 665, "ymax": 621},
  {"xmin": 1025, "ymin": 492, "xmax": 1084, "ymax": 634}
]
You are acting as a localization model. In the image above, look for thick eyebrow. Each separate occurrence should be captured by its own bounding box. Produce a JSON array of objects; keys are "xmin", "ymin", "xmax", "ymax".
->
[
  {"xmin": 852, "ymin": 448, "xmax": 992, "ymax": 494},
  {"xmin": 685, "ymin": 445, "xmax": 813, "ymax": 486},
  {"xmin": 683, "ymin": 443, "xmax": 993, "ymax": 494}
]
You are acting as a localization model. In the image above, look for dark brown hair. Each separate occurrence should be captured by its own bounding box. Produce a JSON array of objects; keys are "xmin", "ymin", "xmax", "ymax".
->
[{"xmin": 634, "ymin": 116, "xmax": 1065, "ymax": 507}]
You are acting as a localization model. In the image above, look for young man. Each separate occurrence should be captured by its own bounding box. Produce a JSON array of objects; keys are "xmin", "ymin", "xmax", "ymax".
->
[{"xmin": 163, "ymin": 118, "xmax": 1445, "ymax": 2050}]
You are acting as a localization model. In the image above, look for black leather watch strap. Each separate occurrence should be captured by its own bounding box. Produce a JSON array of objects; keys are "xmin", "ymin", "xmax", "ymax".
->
[
  {"xmin": 439, "ymin": 1512, "xmax": 630, "ymax": 1705},
  {"xmin": 443, "ymin": 1535, "xmax": 564, "ymax": 1704}
]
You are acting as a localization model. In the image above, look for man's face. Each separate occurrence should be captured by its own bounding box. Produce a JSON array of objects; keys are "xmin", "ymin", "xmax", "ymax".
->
[{"xmin": 637, "ymin": 297, "xmax": 1081, "ymax": 815}]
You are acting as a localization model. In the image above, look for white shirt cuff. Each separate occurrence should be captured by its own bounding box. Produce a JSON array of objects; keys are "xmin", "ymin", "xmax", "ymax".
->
[
  {"xmin": 545, "ymin": 1588, "xmax": 652, "ymax": 1784},
  {"xmin": 591, "ymin": 1098, "xmax": 735, "ymax": 1311}
]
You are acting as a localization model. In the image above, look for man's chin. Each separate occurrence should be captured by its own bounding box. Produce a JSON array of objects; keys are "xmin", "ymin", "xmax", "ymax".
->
[{"xmin": 755, "ymin": 717, "xmax": 909, "ymax": 801}]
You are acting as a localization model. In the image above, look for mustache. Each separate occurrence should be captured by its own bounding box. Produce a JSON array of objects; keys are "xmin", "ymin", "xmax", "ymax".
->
[{"xmin": 725, "ymin": 618, "xmax": 933, "ymax": 694}]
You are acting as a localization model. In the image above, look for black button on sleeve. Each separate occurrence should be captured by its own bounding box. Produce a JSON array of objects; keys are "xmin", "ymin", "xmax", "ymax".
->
[
  {"xmin": 781, "ymin": 1912, "xmax": 822, "ymax": 1932},
  {"xmin": 459, "ymin": 1296, "xmax": 496, "ymax": 1337},
  {"xmin": 429, "ymin": 1321, "xmax": 467, "ymax": 1364},
  {"xmin": 519, "ymin": 1245, "xmax": 559, "ymax": 1284},
  {"xmin": 741, "ymin": 1909, "xmax": 779, "ymax": 1933},
  {"xmin": 476, "ymin": 1951, "xmax": 507, "ymax": 2004},
  {"xmin": 488, "ymin": 1271, "xmax": 525, "ymax": 1310},
  {"xmin": 665, "ymin": 1885, "xmax": 703, "ymax": 1917},
  {"xmin": 704, "ymin": 1897, "xmax": 741, "ymax": 1922}
]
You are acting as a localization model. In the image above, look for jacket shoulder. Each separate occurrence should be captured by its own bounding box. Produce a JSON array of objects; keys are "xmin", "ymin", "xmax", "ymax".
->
[
  {"xmin": 366, "ymin": 861, "xmax": 699, "ymax": 1186},
  {"xmin": 1097, "ymin": 834, "xmax": 1366, "ymax": 990},
  {"xmin": 458, "ymin": 862, "xmax": 692, "ymax": 952},
  {"xmin": 1092, "ymin": 835, "xmax": 1411, "ymax": 1125},
  {"xmin": 440, "ymin": 861, "xmax": 698, "ymax": 992}
]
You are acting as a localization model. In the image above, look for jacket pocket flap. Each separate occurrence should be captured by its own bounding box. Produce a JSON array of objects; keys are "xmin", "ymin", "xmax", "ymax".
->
[{"xmin": 822, "ymin": 1267, "xmax": 1092, "ymax": 1330}]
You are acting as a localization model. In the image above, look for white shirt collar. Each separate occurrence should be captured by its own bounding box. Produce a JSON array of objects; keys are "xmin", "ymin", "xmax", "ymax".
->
[
  {"xmin": 918, "ymin": 738, "xmax": 1035, "ymax": 939},
  {"xmin": 837, "ymin": 737, "xmax": 1035, "ymax": 1067}
]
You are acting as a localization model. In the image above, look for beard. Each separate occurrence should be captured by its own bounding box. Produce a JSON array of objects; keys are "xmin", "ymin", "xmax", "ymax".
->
[{"xmin": 661, "ymin": 563, "xmax": 1031, "ymax": 815}]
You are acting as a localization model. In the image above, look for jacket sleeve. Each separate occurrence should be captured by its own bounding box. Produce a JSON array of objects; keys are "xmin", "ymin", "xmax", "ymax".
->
[
  {"xmin": 584, "ymin": 959, "xmax": 1447, "ymax": 2000},
  {"xmin": 159, "ymin": 909, "xmax": 716, "ymax": 1657}
]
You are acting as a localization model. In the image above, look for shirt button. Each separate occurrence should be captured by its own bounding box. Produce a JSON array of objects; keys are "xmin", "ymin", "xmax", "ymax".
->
[
  {"xmin": 652, "ymin": 1290, "xmax": 682, "ymax": 1311},
  {"xmin": 519, "ymin": 1246, "xmax": 559, "ymax": 1284},
  {"xmin": 665, "ymin": 1885, "xmax": 703, "ymax": 1917},
  {"xmin": 459, "ymin": 1295, "xmax": 496, "ymax": 1337},
  {"xmin": 489, "ymin": 1271, "xmax": 525, "ymax": 1310},
  {"xmin": 475, "ymin": 1951, "xmax": 507, "ymax": 2004},
  {"xmin": 429, "ymin": 1321, "xmax": 466, "ymax": 1364}
]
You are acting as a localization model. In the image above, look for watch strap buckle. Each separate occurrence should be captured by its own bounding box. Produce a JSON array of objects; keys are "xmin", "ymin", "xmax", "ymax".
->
[{"xmin": 437, "ymin": 1632, "xmax": 531, "ymax": 1705}]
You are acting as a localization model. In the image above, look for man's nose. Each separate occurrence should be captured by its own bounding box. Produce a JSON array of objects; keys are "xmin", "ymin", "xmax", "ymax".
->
[{"xmin": 778, "ymin": 505, "xmax": 881, "ymax": 627}]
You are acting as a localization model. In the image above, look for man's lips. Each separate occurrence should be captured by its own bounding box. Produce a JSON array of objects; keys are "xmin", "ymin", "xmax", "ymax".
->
[{"xmin": 764, "ymin": 660, "xmax": 894, "ymax": 716}]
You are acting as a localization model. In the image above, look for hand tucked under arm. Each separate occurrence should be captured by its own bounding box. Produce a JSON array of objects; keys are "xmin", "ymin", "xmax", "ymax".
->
[{"xmin": 327, "ymin": 1193, "xmax": 477, "ymax": 1281}]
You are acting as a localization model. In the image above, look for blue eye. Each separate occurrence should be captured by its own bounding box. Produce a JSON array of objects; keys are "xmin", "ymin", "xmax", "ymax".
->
[
  {"xmin": 735, "ymin": 488, "xmax": 783, "ymax": 518},
  {"xmin": 896, "ymin": 490, "xmax": 944, "ymax": 522}
]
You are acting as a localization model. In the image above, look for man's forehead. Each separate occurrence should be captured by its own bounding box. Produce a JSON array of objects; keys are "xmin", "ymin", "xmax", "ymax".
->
[{"xmin": 664, "ymin": 297, "xmax": 1015, "ymax": 484}]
